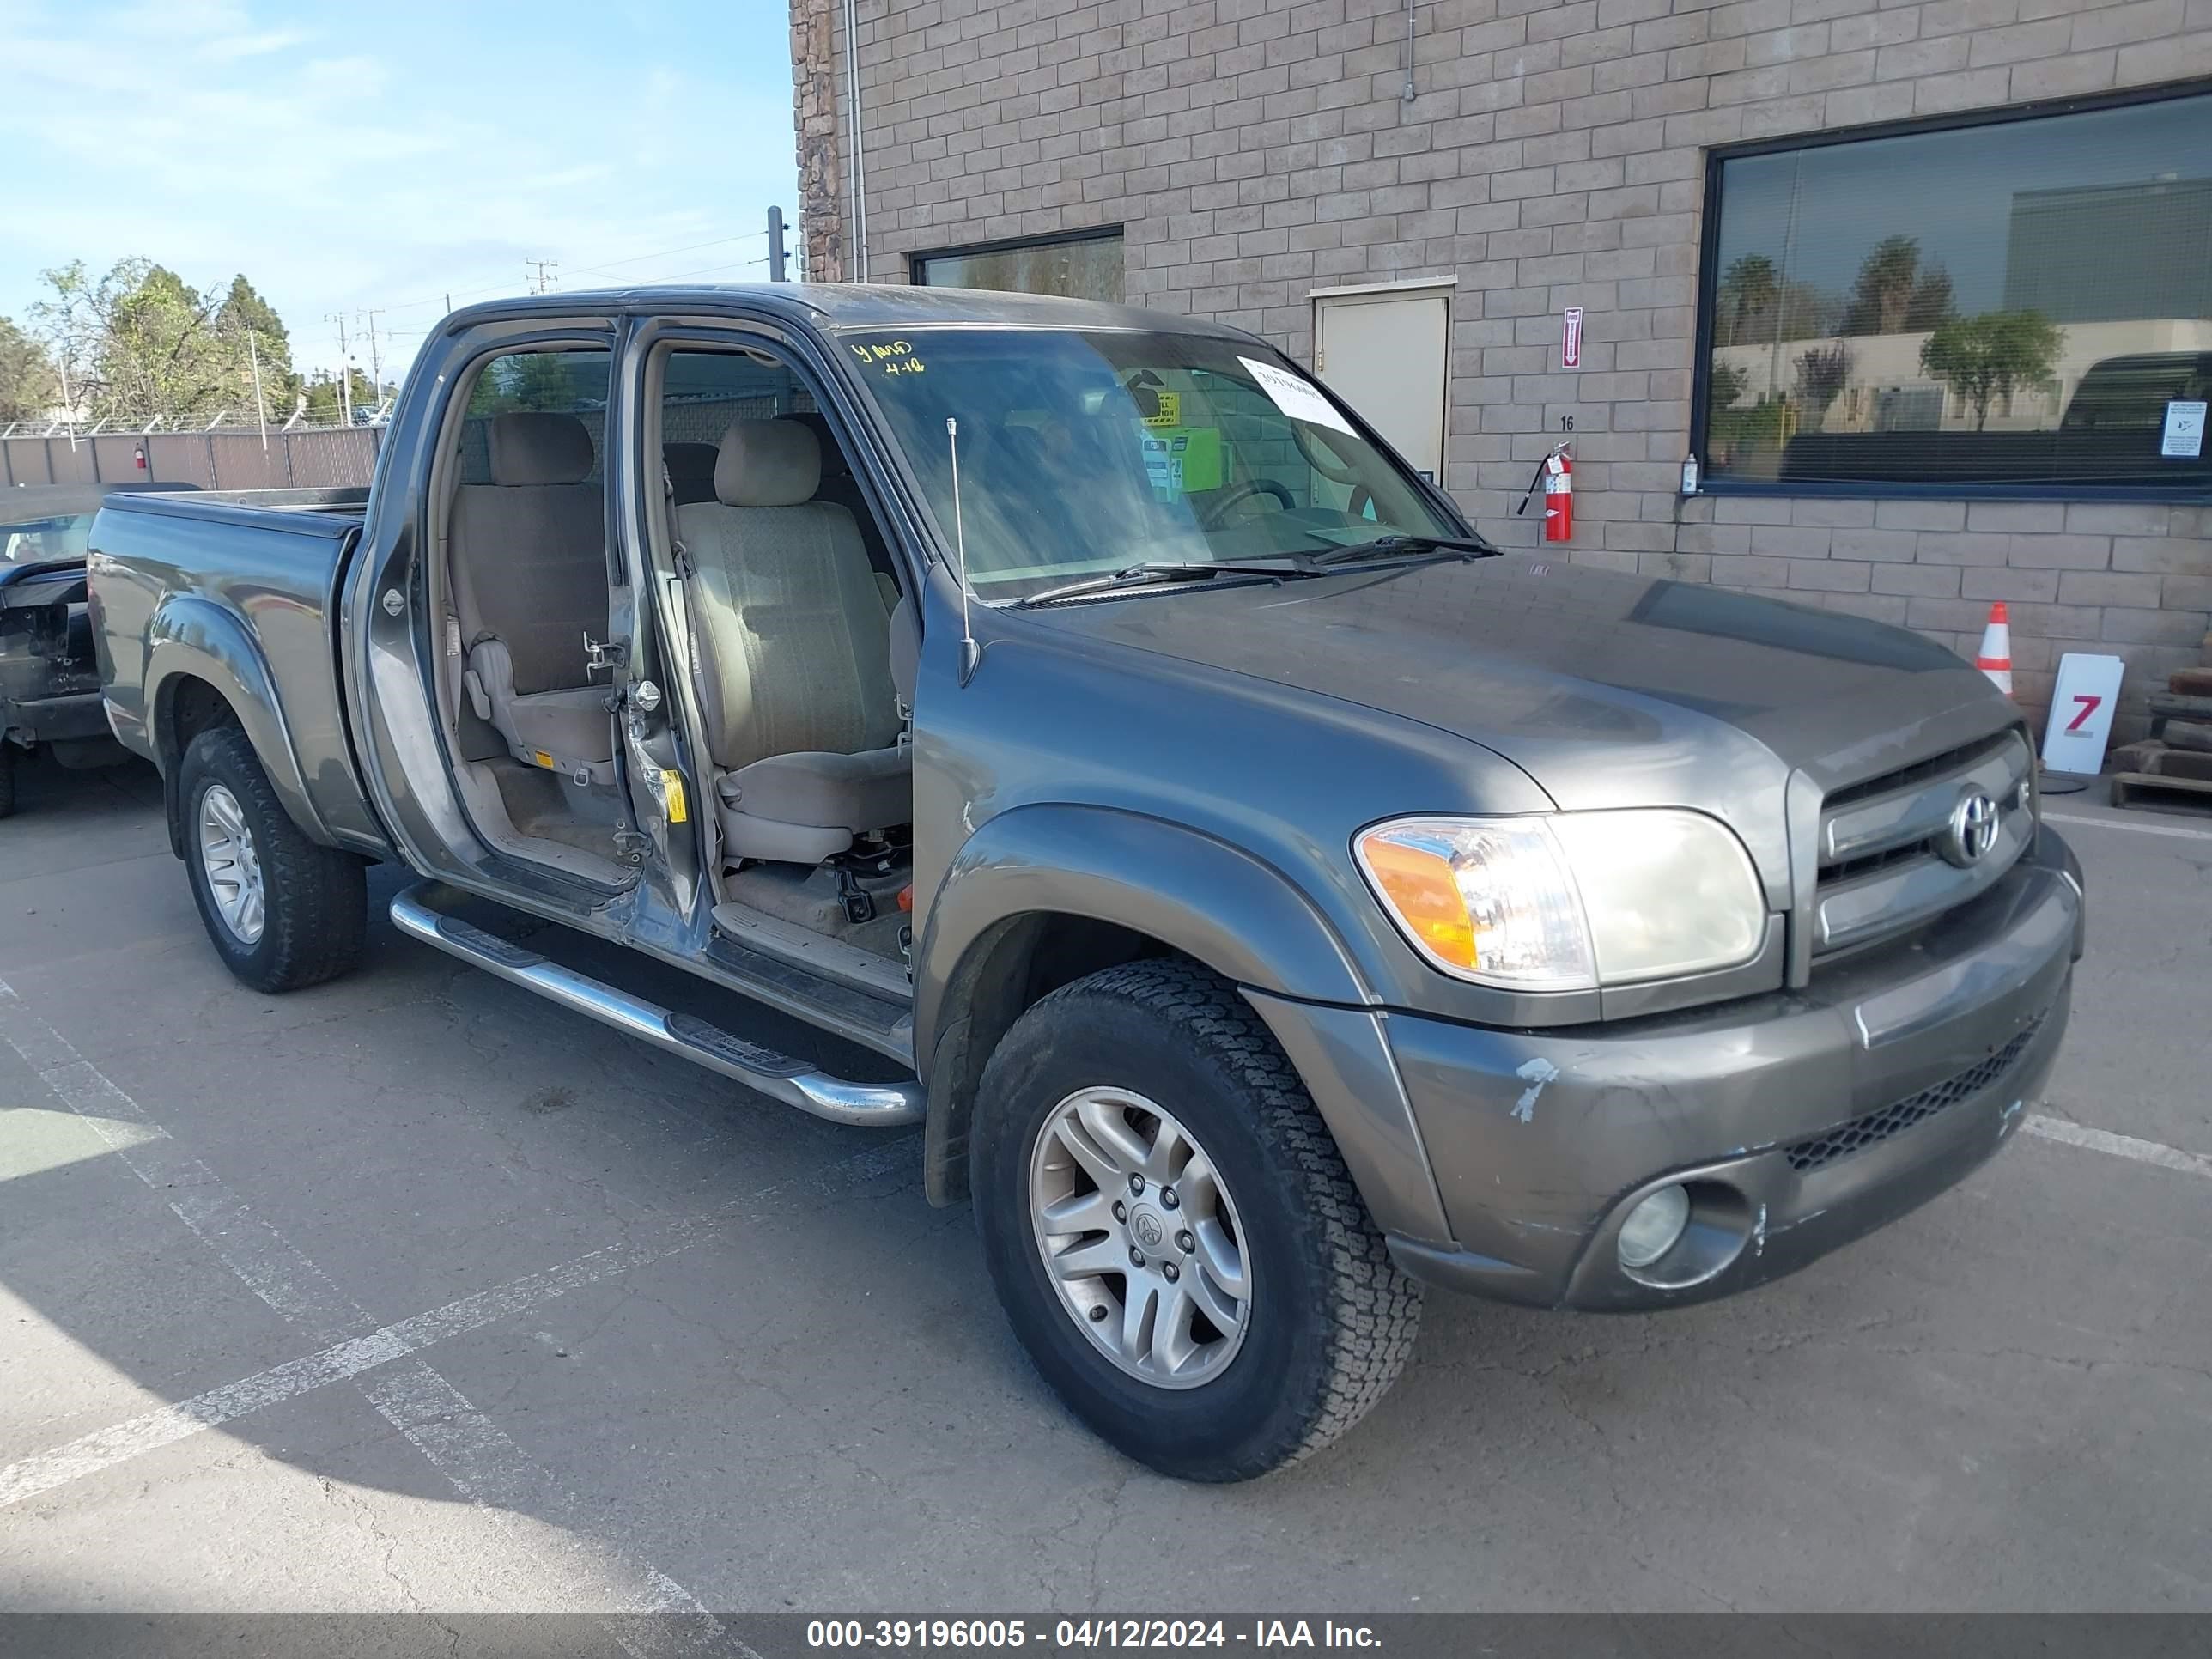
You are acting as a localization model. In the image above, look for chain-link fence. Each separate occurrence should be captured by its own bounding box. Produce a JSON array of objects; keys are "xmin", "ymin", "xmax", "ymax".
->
[{"xmin": 0, "ymin": 422, "xmax": 382, "ymax": 491}]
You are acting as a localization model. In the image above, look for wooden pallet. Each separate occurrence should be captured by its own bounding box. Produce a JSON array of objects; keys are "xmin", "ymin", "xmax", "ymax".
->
[
  {"xmin": 2109, "ymin": 771, "xmax": 2212, "ymax": 814},
  {"xmin": 2147, "ymin": 692, "xmax": 2212, "ymax": 740}
]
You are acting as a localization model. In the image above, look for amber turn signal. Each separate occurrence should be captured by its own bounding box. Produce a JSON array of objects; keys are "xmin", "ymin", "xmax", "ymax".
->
[{"xmin": 1355, "ymin": 833, "xmax": 1477, "ymax": 969}]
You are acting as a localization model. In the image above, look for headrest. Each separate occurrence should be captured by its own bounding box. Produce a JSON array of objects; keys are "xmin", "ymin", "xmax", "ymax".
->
[
  {"xmin": 489, "ymin": 412, "xmax": 593, "ymax": 487},
  {"xmin": 714, "ymin": 419, "xmax": 821, "ymax": 507}
]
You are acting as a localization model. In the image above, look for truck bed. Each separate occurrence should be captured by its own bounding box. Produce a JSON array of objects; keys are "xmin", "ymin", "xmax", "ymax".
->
[
  {"xmin": 88, "ymin": 481, "xmax": 387, "ymax": 854},
  {"xmin": 101, "ymin": 485, "xmax": 370, "ymax": 536}
]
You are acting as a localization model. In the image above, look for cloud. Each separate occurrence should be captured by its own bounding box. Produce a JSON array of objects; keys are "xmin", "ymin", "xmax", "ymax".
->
[
  {"xmin": 0, "ymin": 0, "xmax": 799, "ymax": 378},
  {"xmin": 197, "ymin": 27, "xmax": 309, "ymax": 60}
]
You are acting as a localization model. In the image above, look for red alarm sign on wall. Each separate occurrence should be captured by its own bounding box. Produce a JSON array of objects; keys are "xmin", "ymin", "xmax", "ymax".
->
[{"xmin": 1562, "ymin": 307, "xmax": 1583, "ymax": 368}]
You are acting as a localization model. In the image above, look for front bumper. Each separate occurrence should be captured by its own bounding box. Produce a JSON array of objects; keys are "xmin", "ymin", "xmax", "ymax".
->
[{"xmin": 1336, "ymin": 826, "xmax": 2078, "ymax": 1312}]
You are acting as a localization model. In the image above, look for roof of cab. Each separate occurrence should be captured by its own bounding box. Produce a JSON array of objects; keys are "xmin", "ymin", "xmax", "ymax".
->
[{"xmin": 445, "ymin": 282, "xmax": 1263, "ymax": 343}]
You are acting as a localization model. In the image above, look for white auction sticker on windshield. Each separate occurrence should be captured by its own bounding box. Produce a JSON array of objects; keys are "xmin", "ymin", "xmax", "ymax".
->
[{"xmin": 1240, "ymin": 356, "xmax": 1355, "ymax": 435}]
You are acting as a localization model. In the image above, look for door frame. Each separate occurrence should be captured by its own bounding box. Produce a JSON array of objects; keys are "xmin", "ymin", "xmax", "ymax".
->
[
  {"xmin": 617, "ymin": 319, "xmax": 927, "ymax": 897},
  {"xmin": 1310, "ymin": 276, "xmax": 1456, "ymax": 487},
  {"xmin": 343, "ymin": 313, "xmax": 635, "ymax": 911}
]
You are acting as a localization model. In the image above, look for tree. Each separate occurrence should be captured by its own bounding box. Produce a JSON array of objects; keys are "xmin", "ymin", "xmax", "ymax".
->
[
  {"xmin": 301, "ymin": 367, "xmax": 380, "ymax": 425},
  {"xmin": 28, "ymin": 258, "xmax": 308, "ymax": 427},
  {"xmin": 1840, "ymin": 235, "xmax": 1955, "ymax": 337},
  {"xmin": 1918, "ymin": 310, "xmax": 2065, "ymax": 430},
  {"xmin": 1708, "ymin": 359, "xmax": 1750, "ymax": 411},
  {"xmin": 215, "ymin": 275, "xmax": 301, "ymax": 421},
  {"xmin": 97, "ymin": 261, "xmax": 232, "ymax": 420},
  {"xmin": 1793, "ymin": 341, "xmax": 1854, "ymax": 429},
  {"xmin": 467, "ymin": 351, "xmax": 587, "ymax": 416},
  {"xmin": 1902, "ymin": 265, "xmax": 1954, "ymax": 332},
  {"xmin": 1715, "ymin": 253, "xmax": 1779, "ymax": 348},
  {"xmin": 0, "ymin": 315, "xmax": 59, "ymax": 423}
]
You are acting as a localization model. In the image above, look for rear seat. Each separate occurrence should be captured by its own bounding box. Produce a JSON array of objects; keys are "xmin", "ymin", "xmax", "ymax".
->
[{"xmin": 448, "ymin": 412, "xmax": 616, "ymax": 783}]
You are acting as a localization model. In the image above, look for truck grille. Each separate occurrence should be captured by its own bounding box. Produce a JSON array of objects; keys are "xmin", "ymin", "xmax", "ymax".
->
[
  {"xmin": 1810, "ymin": 729, "xmax": 2034, "ymax": 960},
  {"xmin": 1783, "ymin": 1018, "xmax": 2043, "ymax": 1174}
]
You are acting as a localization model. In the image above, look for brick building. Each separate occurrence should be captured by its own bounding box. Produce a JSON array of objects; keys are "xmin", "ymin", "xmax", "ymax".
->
[{"xmin": 787, "ymin": 0, "xmax": 2212, "ymax": 736}]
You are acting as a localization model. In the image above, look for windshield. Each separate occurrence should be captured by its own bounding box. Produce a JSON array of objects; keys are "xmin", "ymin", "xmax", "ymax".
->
[
  {"xmin": 2, "ymin": 513, "xmax": 94, "ymax": 566},
  {"xmin": 842, "ymin": 326, "xmax": 1462, "ymax": 601}
]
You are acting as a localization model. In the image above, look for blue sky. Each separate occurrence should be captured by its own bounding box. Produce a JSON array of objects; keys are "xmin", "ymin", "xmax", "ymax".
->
[{"xmin": 0, "ymin": 0, "xmax": 799, "ymax": 381}]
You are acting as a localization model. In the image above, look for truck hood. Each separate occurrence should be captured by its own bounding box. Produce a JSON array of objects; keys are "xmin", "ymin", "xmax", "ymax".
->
[{"xmin": 1023, "ymin": 556, "xmax": 2015, "ymax": 895}]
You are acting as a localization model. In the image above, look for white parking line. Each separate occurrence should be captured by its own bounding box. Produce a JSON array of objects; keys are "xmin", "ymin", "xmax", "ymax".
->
[
  {"xmin": 2044, "ymin": 811, "xmax": 2212, "ymax": 843},
  {"xmin": 2027, "ymin": 1115, "xmax": 2212, "ymax": 1182},
  {"xmin": 0, "ymin": 976, "xmax": 904, "ymax": 1643}
]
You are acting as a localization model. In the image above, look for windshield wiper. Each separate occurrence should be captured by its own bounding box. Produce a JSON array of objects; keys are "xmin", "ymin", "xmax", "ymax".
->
[
  {"xmin": 1014, "ymin": 559, "xmax": 1313, "ymax": 608},
  {"xmin": 1304, "ymin": 533, "xmax": 1499, "ymax": 567}
]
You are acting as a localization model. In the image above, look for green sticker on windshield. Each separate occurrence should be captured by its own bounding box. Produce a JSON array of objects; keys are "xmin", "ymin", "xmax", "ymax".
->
[{"xmin": 1139, "ymin": 425, "xmax": 1221, "ymax": 495}]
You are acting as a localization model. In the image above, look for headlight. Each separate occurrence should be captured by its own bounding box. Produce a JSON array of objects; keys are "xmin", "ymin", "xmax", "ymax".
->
[{"xmin": 1355, "ymin": 810, "xmax": 1765, "ymax": 991}]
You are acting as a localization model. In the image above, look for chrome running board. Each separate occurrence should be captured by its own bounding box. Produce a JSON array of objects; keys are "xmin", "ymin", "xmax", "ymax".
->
[{"xmin": 389, "ymin": 884, "xmax": 922, "ymax": 1127}]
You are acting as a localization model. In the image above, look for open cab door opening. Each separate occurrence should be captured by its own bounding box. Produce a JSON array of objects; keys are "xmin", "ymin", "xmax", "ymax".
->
[{"xmin": 634, "ymin": 332, "xmax": 921, "ymax": 1000}]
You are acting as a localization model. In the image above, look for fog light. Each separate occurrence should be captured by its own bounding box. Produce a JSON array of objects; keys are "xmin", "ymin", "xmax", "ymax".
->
[{"xmin": 1618, "ymin": 1184, "xmax": 1691, "ymax": 1269}]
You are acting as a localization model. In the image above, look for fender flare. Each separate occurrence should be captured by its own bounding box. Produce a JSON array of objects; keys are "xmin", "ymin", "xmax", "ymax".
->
[
  {"xmin": 908, "ymin": 804, "xmax": 1462, "ymax": 1235},
  {"xmin": 913, "ymin": 802, "xmax": 1374, "ymax": 1075},
  {"xmin": 145, "ymin": 595, "xmax": 331, "ymax": 852}
]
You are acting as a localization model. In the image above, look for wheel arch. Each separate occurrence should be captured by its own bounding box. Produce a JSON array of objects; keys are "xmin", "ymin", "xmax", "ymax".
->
[
  {"xmin": 145, "ymin": 597, "xmax": 330, "ymax": 858},
  {"xmin": 911, "ymin": 804, "xmax": 1375, "ymax": 1206}
]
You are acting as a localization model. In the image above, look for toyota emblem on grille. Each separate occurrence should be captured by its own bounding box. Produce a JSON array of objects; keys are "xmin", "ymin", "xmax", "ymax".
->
[{"xmin": 1942, "ymin": 789, "xmax": 2001, "ymax": 867}]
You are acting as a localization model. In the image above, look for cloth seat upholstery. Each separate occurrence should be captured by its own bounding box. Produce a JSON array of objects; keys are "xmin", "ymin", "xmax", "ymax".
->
[
  {"xmin": 676, "ymin": 417, "xmax": 908, "ymax": 863},
  {"xmin": 449, "ymin": 411, "xmax": 614, "ymax": 781}
]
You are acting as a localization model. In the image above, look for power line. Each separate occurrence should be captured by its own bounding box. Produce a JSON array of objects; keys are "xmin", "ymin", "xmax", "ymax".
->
[{"xmin": 376, "ymin": 229, "xmax": 770, "ymax": 315}]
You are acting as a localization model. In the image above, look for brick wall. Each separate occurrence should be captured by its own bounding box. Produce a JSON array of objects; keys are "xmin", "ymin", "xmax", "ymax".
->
[
  {"xmin": 798, "ymin": 0, "xmax": 2212, "ymax": 735},
  {"xmin": 793, "ymin": 0, "xmax": 846, "ymax": 282}
]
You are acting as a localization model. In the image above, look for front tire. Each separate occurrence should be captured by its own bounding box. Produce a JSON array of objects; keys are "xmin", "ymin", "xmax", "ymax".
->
[
  {"xmin": 179, "ymin": 726, "xmax": 366, "ymax": 993},
  {"xmin": 973, "ymin": 960, "xmax": 1423, "ymax": 1481},
  {"xmin": 0, "ymin": 743, "xmax": 15, "ymax": 819}
]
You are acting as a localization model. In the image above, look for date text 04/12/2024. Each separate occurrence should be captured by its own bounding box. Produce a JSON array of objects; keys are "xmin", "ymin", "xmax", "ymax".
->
[{"xmin": 805, "ymin": 1620, "xmax": 1383, "ymax": 1650}]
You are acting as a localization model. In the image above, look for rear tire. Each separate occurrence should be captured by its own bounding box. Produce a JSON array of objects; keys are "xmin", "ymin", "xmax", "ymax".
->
[
  {"xmin": 179, "ymin": 726, "xmax": 366, "ymax": 993},
  {"xmin": 0, "ymin": 743, "xmax": 15, "ymax": 819},
  {"xmin": 973, "ymin": 959, "xmax": 1423, "ymax": 1481}
]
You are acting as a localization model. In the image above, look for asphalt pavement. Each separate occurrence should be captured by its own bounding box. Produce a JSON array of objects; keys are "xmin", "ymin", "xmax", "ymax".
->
[{"xmin": 2, "ymin": 748, "xmax": 2209, "ymax": 1617}]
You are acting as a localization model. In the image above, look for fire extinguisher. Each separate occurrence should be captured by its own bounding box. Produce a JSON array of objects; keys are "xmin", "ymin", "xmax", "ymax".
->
[{"xmin": 1516, "ymin": 442, "xmax": 1573, "ymax": 542}]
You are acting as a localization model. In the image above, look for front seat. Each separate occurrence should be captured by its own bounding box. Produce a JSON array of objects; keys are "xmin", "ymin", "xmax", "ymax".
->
[
  {"xmin": 677, "ymin": 418, "xmax": 908, "ymax": 865},
  {"xmin": 448, "ymin": 411, "xmax": 617, "ymax": 782}
]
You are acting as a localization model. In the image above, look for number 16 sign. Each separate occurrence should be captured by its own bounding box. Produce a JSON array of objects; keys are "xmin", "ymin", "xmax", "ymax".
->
[{"xmin": 2041, "ymin": 652, "xmax": 2124, "ymax": 775}]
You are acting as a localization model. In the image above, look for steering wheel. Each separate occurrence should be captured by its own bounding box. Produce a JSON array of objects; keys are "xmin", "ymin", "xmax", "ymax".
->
[
  {"xmin": 1200, "ymin": 478, "xmax": 1297, "ymax": 526},
  {"xmin": 1346, "ymin": 484, "xmax": 1374, "ymax": 521},
  {"xmin": 1290, "ymin": 420, "xmax": 1363, "ymax": 485}
]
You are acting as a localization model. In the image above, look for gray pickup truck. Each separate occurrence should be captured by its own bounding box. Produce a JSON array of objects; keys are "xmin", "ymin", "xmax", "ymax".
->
[{"xmin": 89, "ymin": 284, "xmax": 2085, "ymax": 1481}]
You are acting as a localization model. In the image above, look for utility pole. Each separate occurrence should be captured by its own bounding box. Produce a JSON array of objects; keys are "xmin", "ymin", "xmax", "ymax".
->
[
  {"xmin": 247, "ymin": 327, "xmax": 269, "ymax": 450},
  {"xmin": 327, "ymin": 313, "xmax": 351, "ymax": 426},
  {"xmin": 362, "ymin": 308, "xmax": 386, "ymax": 405},
  {"xmin": 526, "ymin": 258, "xmax": 558, "ymax": 295},
  {"xmin": 767, "ymin": 206, "xmax": 790, "ymax": 282}
]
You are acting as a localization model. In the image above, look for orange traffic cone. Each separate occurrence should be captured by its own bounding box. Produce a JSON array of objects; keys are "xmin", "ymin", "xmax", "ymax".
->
[{"xmin": 1974, "ymin": 602, "xmax": 2014, "ymax": 696}]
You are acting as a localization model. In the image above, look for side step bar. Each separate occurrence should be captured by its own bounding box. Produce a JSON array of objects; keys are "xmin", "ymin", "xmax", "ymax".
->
[{"xmin": 389, "ymin": 884, "xmax": 923, "ymax": 1127}]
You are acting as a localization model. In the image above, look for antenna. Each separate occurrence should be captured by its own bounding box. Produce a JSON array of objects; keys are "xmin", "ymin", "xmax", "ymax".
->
[{"xmin": 946, "ymin": 417, "xmax": 979, "ymax": 684}]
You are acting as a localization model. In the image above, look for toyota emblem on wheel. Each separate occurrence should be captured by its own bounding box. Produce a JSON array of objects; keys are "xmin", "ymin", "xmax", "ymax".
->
[{"xmin": 1942, "ymin": 789, "xmax": 2001, "ymax": 867}]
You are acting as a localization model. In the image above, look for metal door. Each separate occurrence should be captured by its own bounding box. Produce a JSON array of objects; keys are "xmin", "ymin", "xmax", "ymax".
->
[{"xmin": 1313, "ymin": 284, "xmax": 1450, "ymax": 483}]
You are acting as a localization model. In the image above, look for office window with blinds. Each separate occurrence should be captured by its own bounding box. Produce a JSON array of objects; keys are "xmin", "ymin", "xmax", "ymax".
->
[{"xmin": 1696, "ymin": 88, "xmax": 2212, "ymax": 495}]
